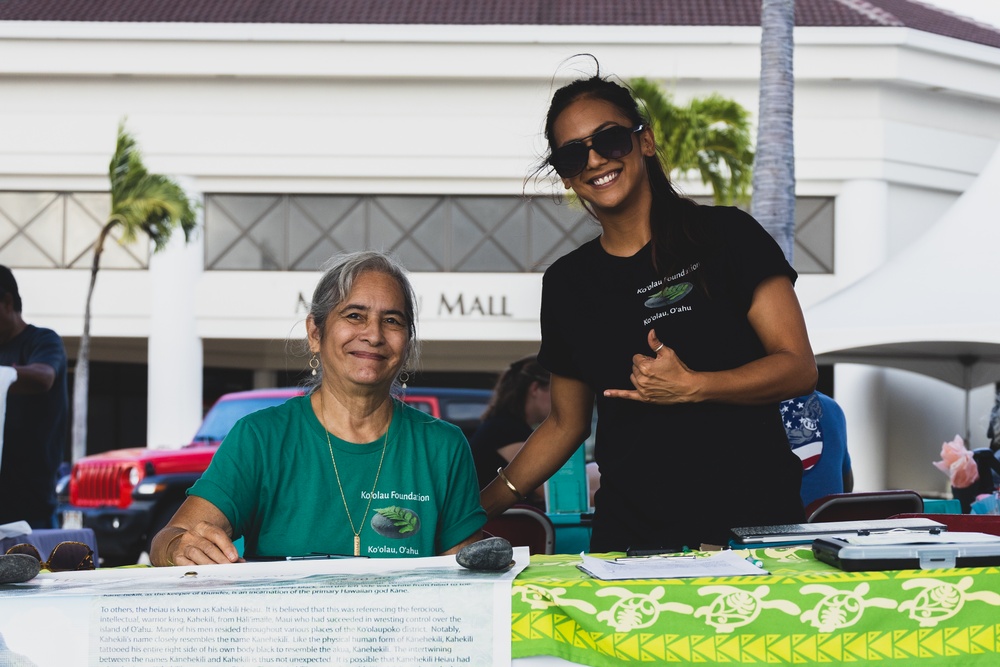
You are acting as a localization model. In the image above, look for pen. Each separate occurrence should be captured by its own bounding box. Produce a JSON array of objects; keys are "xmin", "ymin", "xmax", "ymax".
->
[
  {"xmin": 626, "ymin": 547, "xmax": 688, "ymax": 557},
  {"xmin": 745, "ymin": 556, "xmax": 764, "ymax": 568},
  {"xmin": 614, "ymin": 555, "xmax": 696, "ymax": 563},
  {"xmin": 286, "ymin": 553, "xmax": 366, "ymax": 560}
]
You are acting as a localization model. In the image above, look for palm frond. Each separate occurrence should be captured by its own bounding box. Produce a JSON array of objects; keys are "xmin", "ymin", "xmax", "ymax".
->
[
  {"xmin": 630, "ymin": 79, "xmax": 756, "ymax": 204},
  {"xmin": 109, "ymin": 120, "xmax": 142, "ymax": 196},
  {"xmin": 106, "ymin": 120, "xmax": 199, "ymax": 249}
]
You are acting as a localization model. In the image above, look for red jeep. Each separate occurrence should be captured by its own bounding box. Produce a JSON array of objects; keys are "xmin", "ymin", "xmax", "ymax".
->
[{"xmin": 59, "ymin": 386, "xmax": 492, "ymax": 566}]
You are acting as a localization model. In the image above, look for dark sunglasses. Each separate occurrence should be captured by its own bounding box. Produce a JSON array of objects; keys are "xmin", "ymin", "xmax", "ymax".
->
[
  {"xmin": 549, "ymin": 124, "xmax": 644, "ymax": 178},
  {"xmin": 5, "ymin": 541, "xmax": 95, "ymax": 572}
]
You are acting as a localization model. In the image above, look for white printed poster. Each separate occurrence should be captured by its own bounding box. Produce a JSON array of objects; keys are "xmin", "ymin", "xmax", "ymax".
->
[{"xmin": 0, "ymin": 550, "xmax": 527, "ymax": 666}]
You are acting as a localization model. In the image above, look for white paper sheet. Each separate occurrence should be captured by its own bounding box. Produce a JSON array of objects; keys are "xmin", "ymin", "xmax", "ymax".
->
[
  {"xmin": 0, "ymin": 547, "xmax": 530, "ymax": 667},
  {"xmin": 578, "ymin": 549, "xmax": 769, "ymax": 580}
]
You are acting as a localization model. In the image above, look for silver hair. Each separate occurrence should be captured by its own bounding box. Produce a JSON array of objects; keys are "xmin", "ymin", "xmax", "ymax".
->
[{"xmin": 304, "ymin": 250, "xmax": 419, "ymax": 392}]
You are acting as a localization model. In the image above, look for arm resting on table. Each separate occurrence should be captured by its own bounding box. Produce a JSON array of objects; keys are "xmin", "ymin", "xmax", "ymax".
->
[{"xmin": 150, "ymin": 496, "xmax": 242, "ymax": 566}]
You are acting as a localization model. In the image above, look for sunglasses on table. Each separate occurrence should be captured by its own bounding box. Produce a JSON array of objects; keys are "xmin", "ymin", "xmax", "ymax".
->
[
  {"xmin": 5, "ymin": 541, "xmax": 95, "ymax": 571},
  {"xmin": 548, "ymin": 124, "xmax": 644, "ymax": 178}
]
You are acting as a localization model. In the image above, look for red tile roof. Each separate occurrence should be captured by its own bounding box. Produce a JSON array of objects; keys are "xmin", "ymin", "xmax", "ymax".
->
[{"xmin": 1, "ymin": 0, "xmax": 998, "ymax": 49}]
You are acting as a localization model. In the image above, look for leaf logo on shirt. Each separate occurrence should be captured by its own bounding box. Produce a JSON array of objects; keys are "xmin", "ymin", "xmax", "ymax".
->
[
  {"xmin": 371, "ymin": 505, "xmax": 421, "ymax": 538},
  {"xmin": 644, "ymin": 282, "xmax": 693, "ymax": 309}
]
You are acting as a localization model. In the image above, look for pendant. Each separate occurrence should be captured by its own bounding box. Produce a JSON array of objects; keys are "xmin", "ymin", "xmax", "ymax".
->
[{"xmin": 354, "ymin": 535, "xmax": 361, "ymax": 557}]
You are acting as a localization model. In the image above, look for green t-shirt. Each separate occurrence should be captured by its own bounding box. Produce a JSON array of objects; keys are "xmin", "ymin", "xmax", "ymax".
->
[{"xmin": 189, "ymin": 395, "xmax": 486, "ymax": 558}]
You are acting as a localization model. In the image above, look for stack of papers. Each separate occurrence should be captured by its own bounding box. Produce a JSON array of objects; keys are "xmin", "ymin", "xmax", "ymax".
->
[{"xmin": 578, "ymin": 550, "xmax": 768, "ymax": 581}]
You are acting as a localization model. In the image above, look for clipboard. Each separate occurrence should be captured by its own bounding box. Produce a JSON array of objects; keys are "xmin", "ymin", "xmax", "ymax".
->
[
  {"xmin": 812, "ymin": 531, "xmax": 1000, "ymax": 571},
  {"xmin": 730, "ymin": 517, "xmax": 946, "ymax": 546}
]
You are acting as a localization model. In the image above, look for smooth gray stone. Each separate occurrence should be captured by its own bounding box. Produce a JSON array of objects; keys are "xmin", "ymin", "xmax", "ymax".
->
[
  {"xmin": 456, "ymin": 536, "xmax": 514, "ymax": 571},
  {"xmin": 0, "ymin": 554, "xmax": 41, "ymax": 583}
]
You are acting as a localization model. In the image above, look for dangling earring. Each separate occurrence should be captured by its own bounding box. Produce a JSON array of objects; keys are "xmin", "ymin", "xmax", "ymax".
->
[
  {"xmin": 398, "ymin": 370, "xmax": 409, "ymax": 392},
  {"xmin": 309, "ymin": 354, "xmax": 320, "ymax": 377}
]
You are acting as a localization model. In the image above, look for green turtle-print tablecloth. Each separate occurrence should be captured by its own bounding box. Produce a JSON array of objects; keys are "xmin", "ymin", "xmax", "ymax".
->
[{"xmin": 510, "ymin": 547, "xmax": 1000, "ymax": 666}]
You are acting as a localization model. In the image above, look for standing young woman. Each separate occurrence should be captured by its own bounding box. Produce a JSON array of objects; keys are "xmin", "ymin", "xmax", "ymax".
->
[{"xmin": 481, "ymin": 74, "xmax": 817, "ymax": 552}]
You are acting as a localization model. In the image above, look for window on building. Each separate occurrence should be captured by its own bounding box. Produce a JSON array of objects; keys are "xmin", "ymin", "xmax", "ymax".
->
[
  {"xmin": 203, "ymin": 193, "xmax": 834, "ymax": 273},
  {"xmin": 0, "ymin": 192, "xmax": 149, "ymax": 268},
  {"xmin": 0, "ymin": 191, "xmax": 833, "ymax": 274}
]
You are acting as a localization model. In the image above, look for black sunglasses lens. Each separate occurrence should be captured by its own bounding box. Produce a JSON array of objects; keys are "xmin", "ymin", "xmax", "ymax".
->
[
  {"xmin": 46, "ymin": 542, "xmax": 95, "ymax": 571},
  {"xmin": 592, "ymin": 126, "xmax": 635, "ymax": 160},
  {"xmin": 550, "ymin": 144, "xmax": 589, "ymax": 178},
  {"xmin": 5, "ymin": 543, "xmax": 42, "ymax": 561},
  {"xmin": 549, "ymin": 126, "xmax": 637, "ymax": 178}
]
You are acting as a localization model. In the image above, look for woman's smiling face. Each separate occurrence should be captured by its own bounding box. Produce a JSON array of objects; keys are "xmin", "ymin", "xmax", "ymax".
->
[
  {"xmin": 307, "ymin": 270, "xmax": 410, "ymax": 392},
  {"xmin": 551, "ymin": 96, "xmax": 655, "ymax": 213}
]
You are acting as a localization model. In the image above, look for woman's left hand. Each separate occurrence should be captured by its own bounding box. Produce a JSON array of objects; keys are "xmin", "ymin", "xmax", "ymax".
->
[
  {"xmin": 606, "ymin": 276, "xmax": 817, "ymax": 406},
  {"xmin": 603, "ymin": 330, "xmax": 698, "ymax": 404}
]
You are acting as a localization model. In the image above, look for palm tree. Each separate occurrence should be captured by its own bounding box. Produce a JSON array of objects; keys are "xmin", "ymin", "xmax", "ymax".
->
[
  {"xmin": 71, "ymin": 121, "xmax": 198, "ymax": 462},
  {"xmin": 751, "ymin": 0, "xmax": 797, "ymax": 262},
  {"xmin": 630, "ymin": 78, "xmax": 755, "ymax": 206}
]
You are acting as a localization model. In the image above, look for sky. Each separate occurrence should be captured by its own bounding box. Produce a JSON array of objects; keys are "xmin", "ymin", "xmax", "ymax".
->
[{"xmin": 917, "ymin": 0, "xmax": 1000, "ymax": 28}]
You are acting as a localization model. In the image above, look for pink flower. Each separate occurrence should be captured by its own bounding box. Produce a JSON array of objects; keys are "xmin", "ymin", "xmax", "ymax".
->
[{"xmin": 933, "ymin": 435, "xmax": 979, "ymax": 489}]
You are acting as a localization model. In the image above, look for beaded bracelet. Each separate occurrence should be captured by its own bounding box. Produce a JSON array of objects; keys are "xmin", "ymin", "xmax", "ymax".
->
[{"xmin": 496, "ymin": 466, "xmax": 526, "ymax": 502}]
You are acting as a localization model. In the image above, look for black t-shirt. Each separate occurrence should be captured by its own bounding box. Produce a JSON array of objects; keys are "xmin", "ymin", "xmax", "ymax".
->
[
  {"xmin": 0, "ymin": 324, "xmax": 69, "ymax": 527},
  {"xmin": 538, "ymin": 206, "xmax": 805, "ymax": 551}
]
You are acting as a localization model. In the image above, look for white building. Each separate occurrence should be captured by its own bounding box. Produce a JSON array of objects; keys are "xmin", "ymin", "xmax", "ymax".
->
[{"xmin": 2, "ymin": 0, "xmax": 999, "ymax": 497}]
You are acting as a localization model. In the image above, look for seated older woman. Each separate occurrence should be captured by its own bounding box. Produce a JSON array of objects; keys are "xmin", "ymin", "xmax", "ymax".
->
[{"xmin": 151, "ymin": 251, "xmax": 485, "ymax": 565}]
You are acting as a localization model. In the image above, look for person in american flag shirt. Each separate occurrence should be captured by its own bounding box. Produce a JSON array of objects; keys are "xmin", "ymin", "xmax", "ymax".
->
[{"xmin": 780, "ymin": 391, "xmax": 853, "ymax": 507}]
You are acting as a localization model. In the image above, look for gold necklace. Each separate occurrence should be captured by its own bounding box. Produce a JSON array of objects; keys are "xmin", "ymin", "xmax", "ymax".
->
[{"xmin": 320, "ymin": 395, "xmax": 390, "ymax": 557}]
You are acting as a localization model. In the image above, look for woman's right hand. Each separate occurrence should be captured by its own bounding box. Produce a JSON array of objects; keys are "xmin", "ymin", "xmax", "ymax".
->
[
  {"xmin": 163, "ymin": 522, "xmax": 243, "ymax": 566},
  {"xmin": 151, "ymin": 497, "xmax": 243, "ymax": 566}
]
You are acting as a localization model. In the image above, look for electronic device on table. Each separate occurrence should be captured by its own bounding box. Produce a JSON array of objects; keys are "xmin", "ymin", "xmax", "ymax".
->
[
  {"xmin": 812, "ymin": 531, "xmax": 1000, "ymax": 571},
  {"xmin": 730, "ymin": 517, "xmax": 947, "ymax": 546}
]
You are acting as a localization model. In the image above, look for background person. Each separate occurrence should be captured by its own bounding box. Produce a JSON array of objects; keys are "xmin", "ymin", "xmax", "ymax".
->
[
  {"xmin": 780, "ymin": 390, "xmax": 853, "ymax": 508},
  {"xmin": 987, "ymin": 387, "xmax": 1000, "ymax": 454},
  {"xmin": 953, "ymin": 396, "xmax": 1000, "ymax": 512},
  {"xmin": 151, "ymin": 251, "xmax": 484, "ymax": 565},
  {"xmin": 481, "ymin": 70, "xmax": 816, "ymax": 552},
  {"xmin": 983, "ymin": 392, "xmax": 1000, "ymax": 490},
  {"xmin": 471, "ymin": 354, "xmax": 602, "ymax": 511},
  {"xmin": 470, "ymin": 355, "xmax": 552, "ymax": 507},
  {"xmin": 0, "ymin": 265, "xmax": 68, "ymax": 529}
]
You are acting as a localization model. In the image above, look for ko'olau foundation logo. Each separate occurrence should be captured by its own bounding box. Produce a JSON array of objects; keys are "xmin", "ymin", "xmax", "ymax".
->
[
  {"xmin": 371, "ymin": 505, "xmax": 421, "ymax": 538},
  {"xmin": 644, "ymin": 282, "xmax": 693, "ymax": 309}
]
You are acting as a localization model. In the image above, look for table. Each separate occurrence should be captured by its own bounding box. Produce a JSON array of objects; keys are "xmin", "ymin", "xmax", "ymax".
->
[
  {"xmin": 510, "ymin": 546, "xmax": 1000, "ymax": 666},
  {"xmin": 0, "ymin": 527, "xmax": 99, "ymax": 563},
  {"xmin": 0, "ymin": 546, "xmax": 997, "ymax": 666}
]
